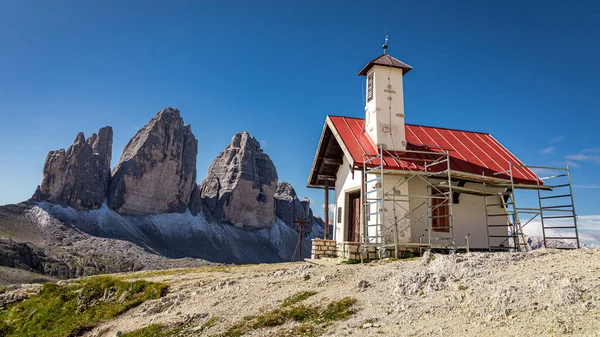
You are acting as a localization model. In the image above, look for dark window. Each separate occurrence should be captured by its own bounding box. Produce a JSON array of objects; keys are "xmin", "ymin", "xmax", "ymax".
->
[
  {"xmin": 367, "ymin": 73, "xmax": 374, "ymax": 102},
  {"xmin": 431, "ymin": 189, "xmax": 450, "ymax": 233},
  {"xmin": 337, "ymin": 207, "xmax": 342, "ymax": 223}
]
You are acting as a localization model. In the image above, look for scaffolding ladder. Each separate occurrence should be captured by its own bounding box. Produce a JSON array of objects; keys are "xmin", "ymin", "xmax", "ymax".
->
[
  {"xmin": 363, "ymin": 145, "xmax": 385, "ymax": 251},
  {"xmin": 484, "ymin": 165, "xmax": 528, "ymax": 252},
  {"xmin": 534, "ymin": 166, "xmax": 580, "ymax": 249}
]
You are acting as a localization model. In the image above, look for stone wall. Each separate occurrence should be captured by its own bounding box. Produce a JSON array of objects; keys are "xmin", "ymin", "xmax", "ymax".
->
[
  {"xmin": 311, "ymin": 239, "xmax": 412, "ymax": 260},
  {"xmin": 310, "ymin": 239, "xmax": 337, "ymax": 259}
]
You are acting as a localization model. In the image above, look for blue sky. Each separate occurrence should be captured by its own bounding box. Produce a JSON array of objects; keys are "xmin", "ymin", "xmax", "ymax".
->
[{"xmin": 1, "ymin": 1, "xmax": 599, "ymax": 241}]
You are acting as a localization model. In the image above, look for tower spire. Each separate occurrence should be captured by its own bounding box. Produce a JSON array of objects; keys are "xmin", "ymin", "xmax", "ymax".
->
[{"xmin": 383, "ymin": 34, "xmax": 388, "ymax": 54}]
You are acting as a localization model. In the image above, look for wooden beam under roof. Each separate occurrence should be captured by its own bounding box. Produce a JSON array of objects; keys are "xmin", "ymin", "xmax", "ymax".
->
[
  {"xmin": 318, "ymin": 174, "xmax": 337, "ymax": 181},
  {"xmin": 323, "ymin": 157, "xmax": 343, "ymax": 165}
]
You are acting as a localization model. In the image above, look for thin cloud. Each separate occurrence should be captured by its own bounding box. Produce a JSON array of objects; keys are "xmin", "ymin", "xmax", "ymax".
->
[
  {"xmin": 550, "ymin": 136, "xmax": 566, "ymax": 144},
  {"xmin": 565, "ymin": 148, "xmax": 600, "ymax": 165},
  {"xmin": 573, "ymin": 184, "xmax": 600, "ymax": 189},
  {"xmin": 566, "ymin": 160, "xmax": 580, "ymax": 168},
  {"xmin": 582, "ymin": 148, "xmax": 600, "ymax": 154},
  {"xmin": 566, "ymin": 154, "xmax": 589, "ymax": 161},
  {"xmin": 541, "ymin": 146, "xmax": 555, "ymax": 154},
  {"xmin": 566, "ymin": 153, "xmax": 600, "ymax": 164},
  {"xmin": 322, "ymin": 203, "xmax": 335, "ymax": 213},
  {"xmin": 523, "ymin": 215, "xmax": 600, "ymax": 245}
]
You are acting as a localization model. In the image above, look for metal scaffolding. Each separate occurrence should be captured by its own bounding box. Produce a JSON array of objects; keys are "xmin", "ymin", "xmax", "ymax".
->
[
  {"xmin": 360, "ymin": 151, "xmax": 580, "ymax": 255},
  {"xmin": 483, "ymin": 164, "xmax": 580, "ymax": 251},
  {"xmin": 362, "ymin": 147, "xmax": 456, "ymax": 258}
]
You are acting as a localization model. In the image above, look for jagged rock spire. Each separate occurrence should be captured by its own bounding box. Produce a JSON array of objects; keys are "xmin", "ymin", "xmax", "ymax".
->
[
  {"xmin": 107, "ymin": 107, "xmax": 198, "ymax": 215},
  {"xmin": 199, "ymin": 131, "xmax": 278, "ymax": 227},
  {"xmin": 32, "ymin": 126, "xmax": 113, "ymax": 209}
]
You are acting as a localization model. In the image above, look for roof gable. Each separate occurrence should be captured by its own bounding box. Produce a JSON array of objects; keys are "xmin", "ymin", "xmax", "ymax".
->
[{"xmin": 358, "ymin": 54, "xmax": 413, "ymax": 76}]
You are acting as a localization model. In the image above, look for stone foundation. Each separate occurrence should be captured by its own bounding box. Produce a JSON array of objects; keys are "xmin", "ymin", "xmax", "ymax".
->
[
  {"xmin": 310, "ymin": 239, "xmax": 338, "ymax": 259},
  {"xmin": 311, "ymin": 239, "xmax": 412, "ymax": 261}
]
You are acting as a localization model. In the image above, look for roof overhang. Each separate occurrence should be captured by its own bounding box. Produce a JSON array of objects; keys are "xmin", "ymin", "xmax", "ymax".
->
[
  {"xmin": 307, "ymin": 116, "xmax": 355, "ymax": 189},
  {"xmin": 358, "ymin": 54, "xmax": 413, "ymax": 76},
  {"xmin": 308, "ymin": 115, "xmax": 545, "ymax": 190}
]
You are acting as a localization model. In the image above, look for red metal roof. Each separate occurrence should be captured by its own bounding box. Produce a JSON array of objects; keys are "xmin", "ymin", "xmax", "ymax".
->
[
  {"xmin": 358, "ymin": 54, "xmax": 413, "ymax": 76},
  {"xmin": 327, "ymin": 116, "xmax": 539, "ymax": 185}
]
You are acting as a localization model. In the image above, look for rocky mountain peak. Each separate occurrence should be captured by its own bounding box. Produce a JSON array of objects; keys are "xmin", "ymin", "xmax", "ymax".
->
[
  {"xmin": 199, "ymin": 131, "xmax": 278, "ymax": 227},
  {"xmin": 274, "ymin": 182, "xmax": 298, "ymax": 201},
  {"xmin": 274, "ymin": 181, "xmax": 319, "ymax": 235},
  {"xmin": 107, "ymin": 107, "xmax": 198, "ymax": 215},
  {"xmin": 32, "ymin": 126, "xmax": 113, "ymax": 210}
]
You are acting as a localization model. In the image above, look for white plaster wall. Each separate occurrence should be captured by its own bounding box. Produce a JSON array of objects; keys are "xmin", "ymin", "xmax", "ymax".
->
[
  {"xmin": 334, "ymin": 161, "xmax": 411, "ymax": 246},
  {"xmin": 408, "ymin": 179, "xmax": 509, "ymax": 249},
  {"xmin": 333, "ymin": 155, "xmax": 362, "ymax": 243},
  {"xmin": 378, "ymin": 174, "xmax": 411, "ymax": 245},
  {"xmin": 334, "ymin": 163, "xmax": 509, "ymax": 249},
  {"xmin": 365, "ymin": 65, "xmax": 406, "ymax": 151}
]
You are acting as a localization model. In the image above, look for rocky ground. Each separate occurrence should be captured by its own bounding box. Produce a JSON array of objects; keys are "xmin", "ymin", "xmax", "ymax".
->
[{"xmin": 46, "ymin": 248, "xmax": 598, "ymax": 336}]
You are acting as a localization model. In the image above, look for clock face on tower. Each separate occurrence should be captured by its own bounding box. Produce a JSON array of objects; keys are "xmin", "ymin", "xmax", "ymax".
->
[{"xmin": 367, "ymin": 73, "xmax": 373, "ymax": 102}]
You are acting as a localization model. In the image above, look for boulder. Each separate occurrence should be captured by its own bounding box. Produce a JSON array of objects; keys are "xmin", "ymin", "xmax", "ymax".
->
[
  {"xmin": 32, "ymin": 127, "xmax": 113, "ymax": 209},
  {"xmin": 200, "ymin": 131, "xmax": 278, "ymax": 227},
  {"xmin": 107, "ymin": 107, "xmax": 198, "ymax": 215}
]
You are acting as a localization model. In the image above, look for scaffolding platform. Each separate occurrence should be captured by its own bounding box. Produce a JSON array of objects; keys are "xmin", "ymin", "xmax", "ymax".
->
[{"xmin": 358, "ymin": 147, "xmax": 580, "ymax": 255}]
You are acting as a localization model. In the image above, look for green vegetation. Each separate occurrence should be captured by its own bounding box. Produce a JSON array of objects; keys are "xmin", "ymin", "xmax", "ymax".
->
[
  {"xmin": 0, "ymin": 276, "xmax": 167, "ymax": 337},
  {"xmin": 112, "ymin": 292, "xmax": 356, "ymax": 337},
  {"xmin": 120, "ymin": 324, "xmax": 165, "ymax": 337},
  {"xmin": 303, "ymin": 274, "xmax": 311, "ymax": 281},
  {"xmin": 200, "ymin": 316, "xmax": 220, "ymax": 332},
  {"xmin": 0, "ymin": 285, "xmax": 7, "ymax": 295},
  {"xmin": 120, "ymin": 316, "xmax": 221, "ymax": 337},
  {"xmin": 341, "ymin": 259, "xmax": 361, "ymax": 264},
  {"xmin": 120, "ymin": 265, "xmax": 235, "ymax": 280},
  {"xmin": 282, "ymin": 291, "xmax": 317, "ymax": 307},
  {"xmin": 216, "ymin": 296, "xmax": 357, "ymax": 337},
  {"xmin": 321, "ymin": 297, "xmax": 357, "ymax": 321}
]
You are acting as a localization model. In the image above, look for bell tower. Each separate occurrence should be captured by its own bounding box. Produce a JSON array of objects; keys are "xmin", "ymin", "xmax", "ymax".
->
[{"xmin": 359, "ymin": 38, "xmax": 412, "ymax": 151}]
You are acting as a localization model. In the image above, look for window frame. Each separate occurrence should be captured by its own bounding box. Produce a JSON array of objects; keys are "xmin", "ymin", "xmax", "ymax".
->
[
  {"xmin": 431, "ymin": 188, "xmax": 450, "ymax": 233},
  {"xmin": 367, "ymin": 73, "xmax": 374, "ymax": 102}
]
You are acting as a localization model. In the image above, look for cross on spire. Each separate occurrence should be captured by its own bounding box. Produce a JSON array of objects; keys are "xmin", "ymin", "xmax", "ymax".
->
[{"xmin": 383, "ymin": 34, "xmax": 389, "ymax": 54}]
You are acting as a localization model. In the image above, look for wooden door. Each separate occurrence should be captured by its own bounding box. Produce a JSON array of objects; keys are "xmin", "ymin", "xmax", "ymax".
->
[{"xmin": 347, "ymin": 192, "xmax": 361, "ymax": 242}]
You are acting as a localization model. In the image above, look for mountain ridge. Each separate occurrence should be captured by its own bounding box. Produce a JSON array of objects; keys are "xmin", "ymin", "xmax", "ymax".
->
[{"xmin": 0, "ymin": 107, "xmax": 324, "ymax": 282}]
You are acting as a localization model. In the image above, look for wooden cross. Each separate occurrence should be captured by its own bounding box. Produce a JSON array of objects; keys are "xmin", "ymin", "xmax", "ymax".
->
[{"xmin": 293, "ymin": 215, "xmax": 311, "ymax": 261}]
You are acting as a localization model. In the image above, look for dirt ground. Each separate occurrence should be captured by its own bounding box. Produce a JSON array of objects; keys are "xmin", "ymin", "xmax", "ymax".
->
[{"xmin": 84, "ymin": 248, "xmax": 600, "ymax": 336}]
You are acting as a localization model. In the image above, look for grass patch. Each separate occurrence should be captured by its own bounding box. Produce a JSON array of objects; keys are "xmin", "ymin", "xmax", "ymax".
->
[
  {"xmin": 120, "ymin": 316, "xmax": 221, "ymax": 337},
  {"xmin": 120, "ymin": 324, "xmax": 166, "ymax": 337},
  {"xmin": 0, "ymin": 276, "xmax": 167, "ymax": 337},
  {"xmin": 215, "ymin": 297, "xmax": 357, "ymax": 337},
  {"xmin": 282, "ymin": 291, "xmax": 317, "ymax": 307},
  {"xmin": 120, "ymin": 265, "xmax": 234, "ymax": 280},
  {"xmin": 322, "ymin": 297, "xmax": 357, "ymax": 321},
  {"xmin": 200, "ymin": 316, "xmax": 220, "ymax": 332},
  {"xmin": 0, "ymin": 285, "xmax": 7, "ymax": 295},
  {"xmin": 341, "ymin": 259, "xmax": 361, "ymax": 264}
]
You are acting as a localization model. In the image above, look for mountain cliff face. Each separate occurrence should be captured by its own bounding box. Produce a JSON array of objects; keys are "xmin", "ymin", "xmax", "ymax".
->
[
  {"xmin": 200, "ymin": 131, "xmax": 278, "ymax": 227},
  {"xmin": 0, "ymin": 107, "xmax": 324, "ymax": 280},
  {"xmin": 274, "ymin": 182, "xmax": 323, "ymax": 235},
  {"xmin": 32, "ymin": 127, "xmax": 113, "ymax": 210},
  {"xmin": 108, "ymin": 107, "xmax": 198, "ymax": 215}
]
